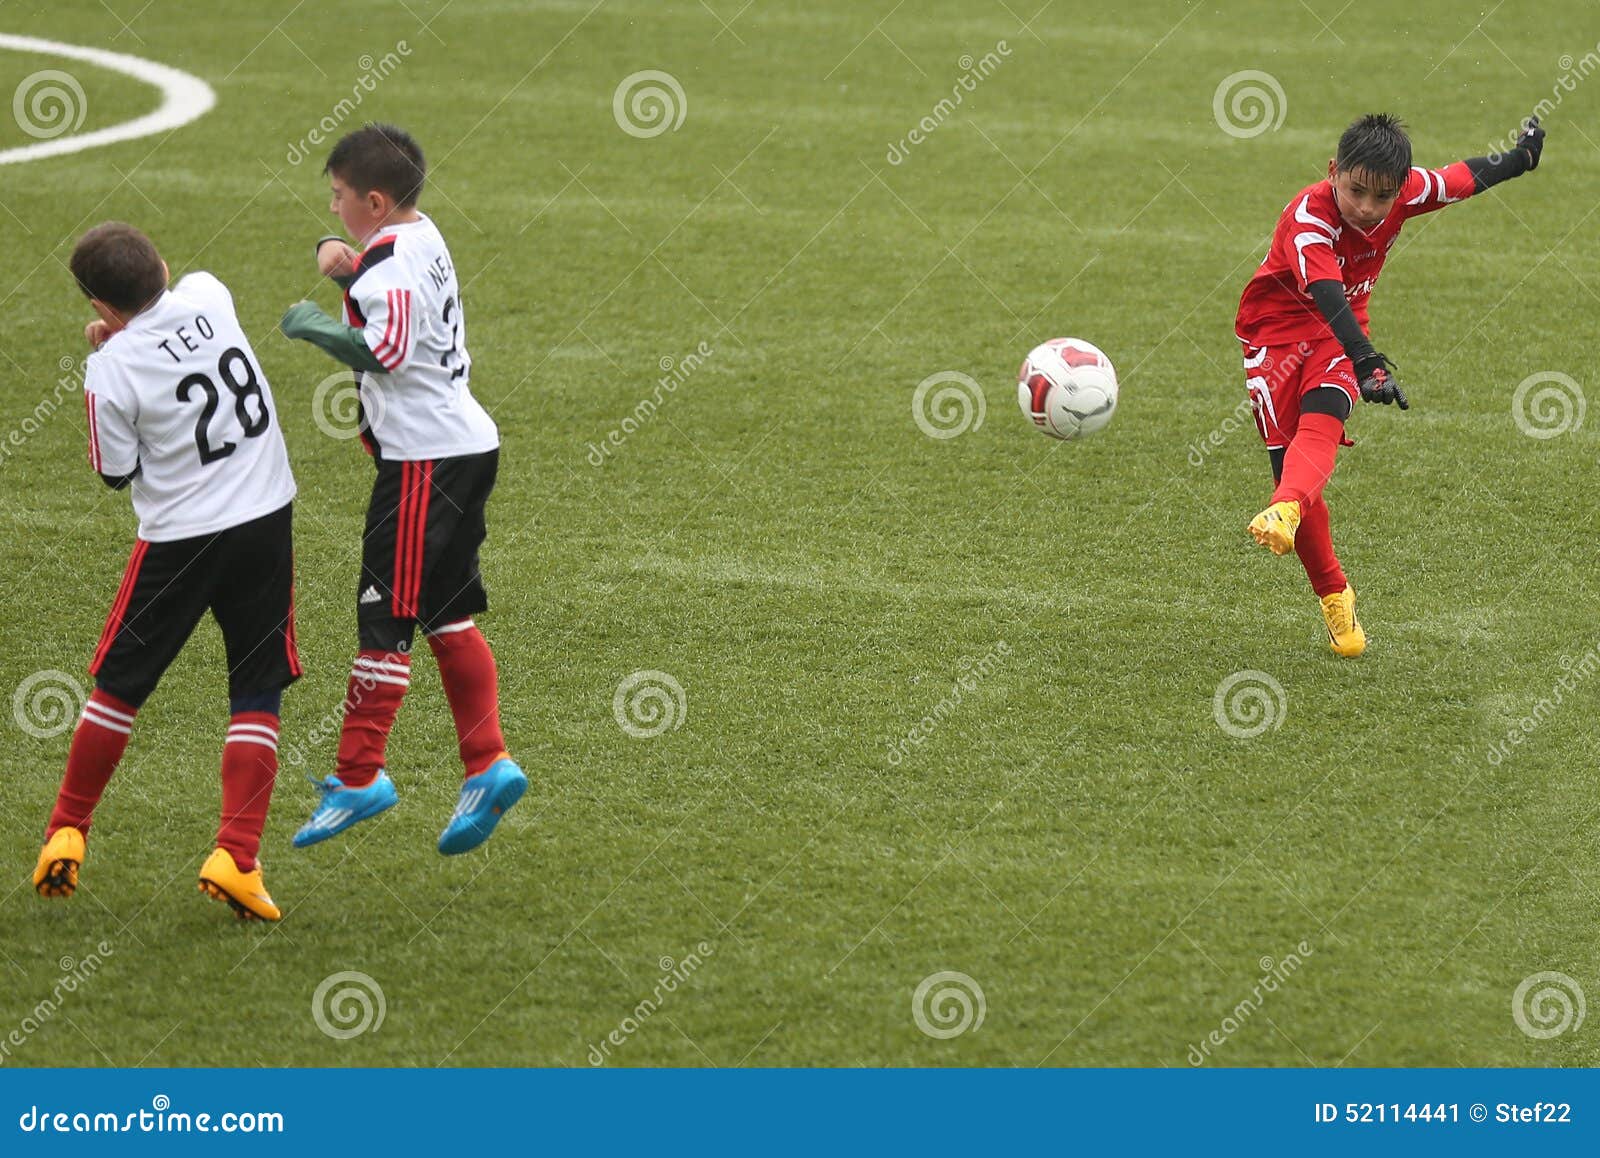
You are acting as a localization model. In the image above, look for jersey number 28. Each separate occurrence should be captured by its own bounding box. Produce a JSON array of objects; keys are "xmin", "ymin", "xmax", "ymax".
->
[{"xmin": 176, "ymin": 347, "xmax": 270, "ymax": 465}]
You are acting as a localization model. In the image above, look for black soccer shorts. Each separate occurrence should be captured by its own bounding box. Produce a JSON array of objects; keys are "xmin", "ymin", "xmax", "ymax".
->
[
  {"xmin": 89, "ymin": 502, "xmax": 301, "ymax": 708},
  {"xmin": 356, "ymin": 449, "xmax": 499, "ymax": 650}
]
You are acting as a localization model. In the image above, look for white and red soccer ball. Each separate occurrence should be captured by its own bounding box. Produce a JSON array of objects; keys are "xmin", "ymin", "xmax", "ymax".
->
[{"xmin": 1016, "ymin": 337, "xmax": 1118, "ymax": 440}]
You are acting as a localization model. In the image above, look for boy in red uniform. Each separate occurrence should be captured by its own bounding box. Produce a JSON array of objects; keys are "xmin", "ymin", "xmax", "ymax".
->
[{"xmin": 1238, "ymin": 113, "xmax": 1545, "ymax": 656}]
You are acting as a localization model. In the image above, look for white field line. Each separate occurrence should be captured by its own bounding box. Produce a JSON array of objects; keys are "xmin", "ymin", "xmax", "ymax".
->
[{"xmin": 0, "ymin": 33, "xmax": 215, "ymax": 165}]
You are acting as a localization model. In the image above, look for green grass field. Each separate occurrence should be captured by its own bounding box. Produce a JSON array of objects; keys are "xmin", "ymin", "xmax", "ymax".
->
[{"xmin": 2, "ymin": 0, "xmax": 1598, "ymax": 1067}]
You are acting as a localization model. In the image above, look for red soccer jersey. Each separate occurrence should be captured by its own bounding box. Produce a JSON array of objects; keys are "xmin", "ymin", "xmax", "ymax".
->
[{"xmin": 1235, "ymin": 162, "xmax": 1476, "ymax": 346}]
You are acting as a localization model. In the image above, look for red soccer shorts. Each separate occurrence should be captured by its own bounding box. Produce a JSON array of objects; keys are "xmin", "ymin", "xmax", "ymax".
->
[{"xmin": 1238, "ymin": 336, "xmax": 1358, "ymax": 450}]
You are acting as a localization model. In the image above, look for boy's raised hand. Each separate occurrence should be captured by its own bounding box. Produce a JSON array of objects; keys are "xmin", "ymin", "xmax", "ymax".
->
[
  {"xmin": 315, "ymin": 235, "xmax": 357, "ymax": 280},
  {"xmin": 1516, "ymin": 115, "xmax": 1544, "ymax": 170}
]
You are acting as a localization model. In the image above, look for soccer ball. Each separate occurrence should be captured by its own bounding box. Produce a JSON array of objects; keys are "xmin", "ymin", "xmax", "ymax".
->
[{"xmin": 1016, "ymin": 337, "xmax": 1118, "ymax": 440}]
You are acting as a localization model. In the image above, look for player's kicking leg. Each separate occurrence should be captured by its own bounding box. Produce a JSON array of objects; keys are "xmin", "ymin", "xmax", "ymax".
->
[
  {"xmin": 1296, "ymin": 495, "xmax": 1366, "ymax": 658},
  {"xmin": 1251, "ymin": 380, "xmax": 1366, "ymax": 656}
]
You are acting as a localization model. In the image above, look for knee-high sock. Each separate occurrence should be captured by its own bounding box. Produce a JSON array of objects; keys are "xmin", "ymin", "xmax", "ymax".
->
[
  {"xmin": 427, "ymin": 621, "xmax": 507, "ymax": 779},
  {"xmin": 1293, "ymin": 493, "xmax": 1348, "ymax": 597},
  {"xmin": 334, "ymin": 650, "xmax": 411, "ymax": 788},
  {"xmin": 1271, "ymin": 411, "xmax": 1344, "ymax": 507},
  {"xmin": 46, "ymin": 689, "xmax": 136, "ymax": 838},
  {"xmin": 218, "ymin": 712, "xmax": 278, "ymax": 872}
]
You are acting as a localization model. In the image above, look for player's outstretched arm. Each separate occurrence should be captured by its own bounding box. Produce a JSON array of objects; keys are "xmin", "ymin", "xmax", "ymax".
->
[
  {"xmin": 1464, "ymin": 116, "xmax": 1545, "ymax": 192},
  {"xmin": 280, "ymin": 301, "xmax": 387, "ymax": 373}
]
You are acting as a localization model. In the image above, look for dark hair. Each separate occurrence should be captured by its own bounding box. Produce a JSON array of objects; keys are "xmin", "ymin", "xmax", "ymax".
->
[
  {"xmin": 1335, "ymin": 113, "xmax": 1412, "ymax": 188},
  {"xmin": 69, "ymin": 222, "xmax": 166, "ymax": 312},
  {"xmin": 324, "ymin": 123, "xmax": 426, "ymax": 207}
]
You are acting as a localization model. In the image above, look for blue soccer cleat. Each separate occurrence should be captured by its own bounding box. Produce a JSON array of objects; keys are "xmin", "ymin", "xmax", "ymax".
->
[
  {"xmin": 292, "ymin": 770, "xmax": 399, "ymax": 848},
  {"xmin": 438, "ymin": 757, "xmax": 527, "ymax": 855}
]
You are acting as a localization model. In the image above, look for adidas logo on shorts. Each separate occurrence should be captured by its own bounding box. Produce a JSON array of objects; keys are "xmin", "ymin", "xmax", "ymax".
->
[{"xmin": 359, "ymin": 585, "xmax": 382, "ymax": 605}]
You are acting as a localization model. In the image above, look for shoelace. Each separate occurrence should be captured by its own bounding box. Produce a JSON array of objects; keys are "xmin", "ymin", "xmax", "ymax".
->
[{"xmin": 1324, "ymin": 597, "xmax": 1353, "ymax": 634}]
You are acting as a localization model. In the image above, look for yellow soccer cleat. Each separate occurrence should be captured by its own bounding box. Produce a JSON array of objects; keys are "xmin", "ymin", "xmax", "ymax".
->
[
  {"xmin": 1319, "ymin": 584, "xmax": 1367, "ymax": 658},
  {"xmin": 197, "ymin": 848, "xmax": 281, "ymax": 922},
  {"xmin": 34, "ymin": 826, "xmax": 86, "ymax": 899},
  {"xmin": 1248, "ymin": 500, "xmax": 1301, "ymax": 556}
]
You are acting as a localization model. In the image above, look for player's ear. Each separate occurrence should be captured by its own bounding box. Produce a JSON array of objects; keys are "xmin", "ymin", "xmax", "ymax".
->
[
  {"xmin": 160, "ymin": 259, "xmax": 169, "ymax": 286},
  {"xmin": 90, "ymin": 298, "xmax": 127, "ymax": 333},
  {"xmin": 1327, "ymin": 158, "xmax": 1337, "ymax": 181}
]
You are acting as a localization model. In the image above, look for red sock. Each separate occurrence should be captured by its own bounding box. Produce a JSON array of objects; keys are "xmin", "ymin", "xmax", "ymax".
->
[
  {"xmin": 427, "ymin": 621, "xmax": 508, "ymax": 778},
  {"xmin": 218, "ymin": 712, "xmax": 278, "ymax": 872},
  {"xmin": 1271, "ymin": 411, "xmax": 1344, "ymax": 506},
  {"xmin": 46, "ymin": 689, "xmax": 136, "ymax": 838},
  {"xmin": 1293, "ymin": 493, "xmax": 1348, "ymax": 597},
  {"xmin": 334, "ymin": 650, "xmax": 410, "ymax": 788}
]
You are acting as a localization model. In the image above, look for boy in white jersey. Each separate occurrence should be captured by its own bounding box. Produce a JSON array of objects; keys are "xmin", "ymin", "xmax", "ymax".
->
[
  {"xmin": 34, "ymin": 223, "xmax": 299, "ymax": 921},
  {"xmin": 280, "ymin": 124, "xmax": 524, "ymax": 855}
]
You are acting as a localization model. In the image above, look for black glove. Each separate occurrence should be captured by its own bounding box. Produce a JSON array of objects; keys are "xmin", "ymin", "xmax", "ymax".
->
[
  {"xmin": 1516, "ymin": 115, "xmax": 1544, "ymax": 171},
  {"xmin": 1355, "ymin": 353, "xmax": 1408, "ymax": 410}
]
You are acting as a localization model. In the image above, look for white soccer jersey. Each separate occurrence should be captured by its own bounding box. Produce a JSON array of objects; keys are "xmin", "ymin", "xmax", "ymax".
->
[
  {"xmin": 342, "ymin": 214, "xmax": 500, "ymax": 461},
  {"xmin": 84, "ymin": 271, "xmax": 296, "ymax": 542}
]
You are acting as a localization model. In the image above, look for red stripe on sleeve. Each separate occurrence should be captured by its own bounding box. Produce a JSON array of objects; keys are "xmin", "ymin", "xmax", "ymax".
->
[
  {"xmin": 373, "ymin": 289, "xmax": 399, "ymax": 363},
  {"xmin": 377, "ymin": 290, "xmax": 410, "ymax": 369},
  {"xmin": 85, "ymin": 394, "xmax": 101, "ymax": 472}
]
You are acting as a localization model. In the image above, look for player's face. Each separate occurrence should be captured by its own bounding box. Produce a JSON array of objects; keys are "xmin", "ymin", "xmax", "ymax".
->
[
  {"xmin": 328, "ymin": 175, "xmax": 384, "ymax": 241},
  {"xmin": 1327, "ymin": 161, "xmax": 1401, "ymax": 232}
]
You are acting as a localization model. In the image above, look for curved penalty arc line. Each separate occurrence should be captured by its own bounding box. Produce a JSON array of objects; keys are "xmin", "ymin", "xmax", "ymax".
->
[{"xmin": 0, "ymin": 33, "xmax": 215, "ymax": 166}]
